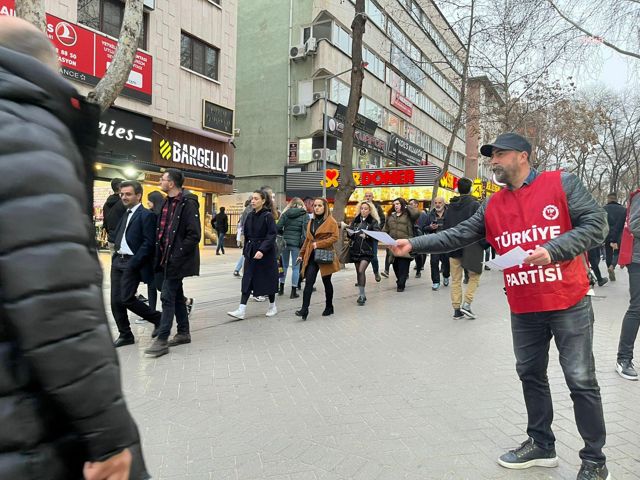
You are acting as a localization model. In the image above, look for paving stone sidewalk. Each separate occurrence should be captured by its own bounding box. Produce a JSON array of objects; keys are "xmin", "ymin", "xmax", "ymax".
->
[{"xmin": 101, "ymin": 250, "xmax": 640, "ymax": 480}]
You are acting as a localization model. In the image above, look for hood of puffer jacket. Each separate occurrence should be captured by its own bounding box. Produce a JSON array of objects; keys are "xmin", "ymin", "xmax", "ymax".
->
[{"xmin": 283, "ymin": 207, "xmax": 307, "ymax": 220}]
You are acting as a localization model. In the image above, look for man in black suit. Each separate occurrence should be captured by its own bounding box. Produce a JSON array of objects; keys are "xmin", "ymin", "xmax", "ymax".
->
[{"xmin": 111, "ymin": 180, "xmax": 161, "ymax": 347}]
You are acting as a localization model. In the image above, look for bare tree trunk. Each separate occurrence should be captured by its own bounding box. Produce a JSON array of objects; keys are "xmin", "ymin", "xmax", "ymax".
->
[
  {"xmin": 332, "ymin": 0, "xmax": 366, "ymax": 224},
  {"xmin": 15, "ymin": 0, "xmax": 144, "ymax": 113},
  {"xmin": 87, "ymin": 0, "xmax": 144, "ymax": 112},
  {"xmin": 15, "ymin": 0, "xmax": 46, "ymax": 32},
  {"xmin": 431, "ymin": 0, "xmax": 475, "ymax": 200}
]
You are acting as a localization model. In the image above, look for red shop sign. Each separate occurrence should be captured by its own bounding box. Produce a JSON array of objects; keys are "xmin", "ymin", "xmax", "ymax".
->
[
  {"xmin": 0, "ymin": 1, "xmax": 152, "ymax": 104},
  {"xmin": 390, "ymin": 90, "xmax": 413, "ymax": 117}
]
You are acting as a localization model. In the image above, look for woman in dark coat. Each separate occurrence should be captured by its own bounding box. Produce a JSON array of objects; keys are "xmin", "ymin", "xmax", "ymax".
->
[
  {"xmin": 383, "ymin": 198, "xmax": 418, "ymax": 292},
  {"xmin": 227, "ymin": 189, "xmax": 279, "ymax": 319},
  {"xmin": 346, "ymin": 200, "xmax": 380, "ymax": 305},
  {"xmin": 145, "ymin": 191, "xmax": 165, "ymax": 311},
  {"xmin": 295, "ymin": 197, "xmax": 340, "ymax": 320}
]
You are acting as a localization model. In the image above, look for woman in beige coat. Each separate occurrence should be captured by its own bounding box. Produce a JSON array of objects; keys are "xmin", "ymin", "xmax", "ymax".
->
[
  {"xmin": 383, "ymin": 197, "xmax": 417, "ymax": 292},
  {"xmin": 296, "ymin": 197, "xmax": 340, "ymax": 320}
]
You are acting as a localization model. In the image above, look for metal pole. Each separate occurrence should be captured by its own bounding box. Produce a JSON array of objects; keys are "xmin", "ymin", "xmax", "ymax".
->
[{"xmin": 322, "ymin": 77, "xmax": 328, "ymax": 198}]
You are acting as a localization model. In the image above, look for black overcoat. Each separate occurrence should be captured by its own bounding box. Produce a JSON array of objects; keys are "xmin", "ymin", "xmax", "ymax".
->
[{"xmin": 241, "ymin": 208, "xmax": 279, "ymax": 296}]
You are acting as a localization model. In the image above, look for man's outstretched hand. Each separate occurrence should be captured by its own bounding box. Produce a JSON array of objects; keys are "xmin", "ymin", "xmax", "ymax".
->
[
  {"xmin": 524, "ymin": 246, "xmax": 551, "ymax": 266},
  {"xmin": 390, "ymin": 239, "xmax": 413, "ymax": 257}
]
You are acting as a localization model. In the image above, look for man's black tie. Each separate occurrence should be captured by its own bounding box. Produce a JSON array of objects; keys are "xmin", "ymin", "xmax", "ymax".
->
[{"xmin": 114, "ymin": 209, "xmax": 132, "ymax": 252}]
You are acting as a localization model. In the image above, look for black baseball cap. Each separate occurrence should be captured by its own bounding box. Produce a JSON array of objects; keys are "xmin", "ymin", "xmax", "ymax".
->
[{"xmin": 480, "ymin": 133, "xmax": 532, "ymax": 157}]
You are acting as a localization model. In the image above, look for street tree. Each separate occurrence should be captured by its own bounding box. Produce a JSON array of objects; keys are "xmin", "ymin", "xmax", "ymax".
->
[{"xmin": 15, "ymin": 0, "xmax": 144, "ymax": 113}]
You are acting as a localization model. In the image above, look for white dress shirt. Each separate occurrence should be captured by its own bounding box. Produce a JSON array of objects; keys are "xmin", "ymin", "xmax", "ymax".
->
[{"xmin": 118, "ymin": 203, "xmax": 142, "ymax": 255}]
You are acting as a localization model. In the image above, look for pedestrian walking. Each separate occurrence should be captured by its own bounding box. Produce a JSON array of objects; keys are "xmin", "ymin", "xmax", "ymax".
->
[
  {"xmin": 409, "ymin": 198, "xmax": 429, "ymax": 278},
  {"xmin": 0, "ymin": 17, "xmax": 147, "ymax": 478},
  {"xmin": 277, "ymin": 197, "xmax": 309, "ymax": 298},
  {"xmin": 383, "ymin": 198, "xmax": 418, "ymax": 292},
  {"xmin": 213, "ymin": 206, "xmax": 229, "ymax": 255},
  {"xmin": 102, "ymin": 177, "xmax": 126, "ymax": 252},
  {"xmin": 234, "ymin": 198, "xmax": 252, "ymax": 276},
  {"xmin": 603, "ymin": 192, "xmax": 627, "ymax": 281},
  {"xmin": 615, "ymin": 187, "xmax": 640, "ymax": 381},
  {"xmin": 364, "ymin": 191, "xmax": 386, "ymax": 281},
  {"xmin": 426, "ymin": 196, "xmax": 450, "ymax": 289},
  {"xmin": 227, "ymin": 190, "xmax": 279, "ymax": 319},
  {"xmin": 588, "ymin": 245, "xmax": 608, "ymax": 286},
  {"xmin": 295, "ymin": 198, "xmax": 340, "ymax": 320},
  {"xmin": 145, "ymin": 169, "xmax": 201, "ymax": 358},
  {"xmin": 444, "ymin": 178, "xmax": 484, "ymax": 318},
  {"xmin": 110, "ymin": 181, "xmax": 162, "ymax": 347},
  {"xmin": 392, "ymin": 132, "xmax": 610, "ymax": 480},
  {"xmin": 145, "ymin": 190, "xmax": 165, "ymax": 311},
  {"xmin": 346, "ymin": 200, "xmax": 380, "ymax": 305}
]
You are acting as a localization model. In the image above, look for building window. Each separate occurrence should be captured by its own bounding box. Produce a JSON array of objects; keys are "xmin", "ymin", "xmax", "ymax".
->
[
  {"xmin": 78, "ymin": 0, "xmax": 148, "ymax": 49},
  {"xmin": 180, "ymin": 32, "xmax": 219, "ymax": 80}
]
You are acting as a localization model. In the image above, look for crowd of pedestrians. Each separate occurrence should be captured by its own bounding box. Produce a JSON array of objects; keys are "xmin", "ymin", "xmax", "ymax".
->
[{"xmin": 2, "ymin": 19, "xmax": 638, "ymax": 480}]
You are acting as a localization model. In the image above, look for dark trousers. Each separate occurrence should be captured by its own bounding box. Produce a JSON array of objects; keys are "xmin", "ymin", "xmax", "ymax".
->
[
  {"xmin": 617, "ymin": 263, "xmax": 640, "ymax": 361},
  {"xmin": 415, "ymin": 253, "xmax": 426, "ymax": 272},
  {"xmin": 371, "ymin": 240, "xmax": 379, "ymax": 274},
  {"xmin": 511, "ymin": 297, "xmax": 606, "ymax": 464},
  {"xmin": 430, "ymin": 253, "xmax": 450, "ymax": 283},
  {"xmin": 301, "ymin": 259, "xmax": 333, "ymax": 311},
  {"xmin": 110, "ymin": 256, "xmax": 160, "ymax": 336},
  {"xmin": 604, "ymin": 243, "xmax": 618, "ymax": 269},
  {"xmin": 588, "ymin": 247, "xmax": 604, "ymax": 281},
  {"xmin": 392, "ymin": 257, "xmax": 411, "ymax": 288},
  {"xmin": 216, "ymin": 231, "xmax": 226, "ymax": 253},
  {"xmin": 156, "ymin": 276, "xmax": 189, "ymax": 341}
]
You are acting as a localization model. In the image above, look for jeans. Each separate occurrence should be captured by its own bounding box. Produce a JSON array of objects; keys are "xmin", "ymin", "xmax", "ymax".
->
[
  {"xmin": 156, "ymin": 276, "xmax": 189, "ymax": 341},
  {"xmin": 511, "ymin": 296, "xmax": 606, "ymax": 464},
  {"xmin": 449, "ymin": 257, "xmax": 480, "ymax": 308},
  {"xmin": 110, "ymin": 256, "xmax": 160, "ymax": 336},
  {"xmin": 235, "ymin": 255, "xmax": 244, "ymax": 273},
  {"xmin": 392, "ymin": 257, "xmax": 411, "ymax": 288},
  {"xmin": 301, "ymin": 259, "xmax": 333, "ymax": 311},
  {"xmin": 281, "ymin": 246, "xmax": 301, "ymax": 286},
  {"xmin": 617, "ymin": 263, "xmax": 640, "ymax": 361},
  {"xmin": 216, "ymin": 231, "xmax": 226, "ymax": 253},
  {"xmin": 371, "ymin": 240, "xmax": 379, "ymax": 274},
  {"xmin": 430, "ymin": 253, "xmax": 450, "ymax": 283}
]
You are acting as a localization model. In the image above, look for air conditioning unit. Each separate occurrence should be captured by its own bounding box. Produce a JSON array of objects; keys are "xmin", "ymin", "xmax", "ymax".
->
[
  {"xmin": 312, "ymin": 91, "xmax": 325, "ymax": 102},
  {"xmin": 289, "ymin": 44, "xmax": 306, "ymax": 61},
  {"xmin": 305, "ymin": 37, "xmax": 318, "ymax": 54},
  {"xmin": 312, "ymin": 148, "xmax": 327, "ymax": 161},
  {"xmin": 291, "ymin": 104, "xmax": 307, "ymax": 116}
]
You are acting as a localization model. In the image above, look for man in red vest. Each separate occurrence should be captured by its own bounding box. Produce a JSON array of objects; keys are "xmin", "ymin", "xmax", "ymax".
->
[
  {"xmin": 391, "ymin": 132, "xmax": 610, "ymax": 480},
  {"xmin": 616, "ymin": 188, "xmax": 640, "ymax": 380}
]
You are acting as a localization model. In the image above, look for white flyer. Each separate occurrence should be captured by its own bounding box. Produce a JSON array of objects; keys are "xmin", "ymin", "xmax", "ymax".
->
[
  {"xmin": 486, "ymin": 246, "xmax": 529, "ymax": 271},
  {"xmin": 361, "ymin": 230, "xmax": 398, "ymax": 246}
]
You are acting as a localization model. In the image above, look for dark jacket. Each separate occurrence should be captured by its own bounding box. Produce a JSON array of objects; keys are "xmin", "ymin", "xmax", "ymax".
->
[
  {"xmin": 213, "ymin": 210, "xmax": 228, "ymax": 233},
  {"xmin": 242, "ymin": 208, "xmax": 279, "ymax": 296},
  {"xmin": 348, "ymin": 214, "xmax": 380, "ymax": 261},
  {"xmin": 103, "ymin": 193, "xmax": 126, "ymax": 242},
  {"xmin": 277, "ymin": 207, "xmax": 308, "ymax": 249},
  {"xmin": 414, "ymin": 210, "xmax": 430, "ymax": 236},
  {"xmin": 384, "ymin": 210, "xmax": 416, "ymax": 259},
  {"xmin": 0, "ymin": 46, "xmax": 147, "ymax": 479},
  {"xmin": 604, "ymin": 201, "xmax": 627, "ymax": 244},
  {"xmin": 155, "ymin": 191, "xmax": 201, "ymax": 280},
  {"xmin": 373, "ymin": 201, "xmax": 386, "ymax": 229},
  {"xmin": 629, "ymin": 193, "xmax": 640, "ymax": 264},
  {"xmin": 444, "ymin": 195, "xmax": 484, "ymax": 273},
  {"xmin": 115, "ymin": 205, "xmax": 156, "ymax": 284},
  {"xmin": 425, "ymin": 207, "xmax": 447, "ymax": 234},
  {"xmin": 410, "ymin": 170, "xmax": 608, "ymax": 266}
]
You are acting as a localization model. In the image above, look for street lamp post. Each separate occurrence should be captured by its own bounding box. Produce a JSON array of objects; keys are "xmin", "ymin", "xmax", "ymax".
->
[{"xmin": 321, "ymin": 66, "xmax": 362, "ymax": 198}]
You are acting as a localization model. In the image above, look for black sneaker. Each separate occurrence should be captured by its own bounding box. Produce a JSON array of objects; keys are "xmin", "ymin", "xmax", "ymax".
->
[
  {"xmin": 616, "ymin": 359, "xmax": 638, "ymax": 381},
  {"xmin": 460, "ymin": 302, "xmax": 477, "ymax": 319},
  {"xmin": 597, "ymin": 278, "xmax": 609, "ymax": 287},
  {"xmin": 453, "ymin": 309, "xmax": 464, "ymax": 319},
  {"xmin": 498, "ymin": 438, "xmax": 558, "ymax": 469},
  {"xmin": 576, "ymin": 461, "xmax": 610, "ymax": 480}
]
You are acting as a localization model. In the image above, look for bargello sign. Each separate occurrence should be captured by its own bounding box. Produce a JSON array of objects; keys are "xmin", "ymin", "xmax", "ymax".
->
[{"xmin": 152, "ymin": 124, "xmax": 233, "ymax": 175}]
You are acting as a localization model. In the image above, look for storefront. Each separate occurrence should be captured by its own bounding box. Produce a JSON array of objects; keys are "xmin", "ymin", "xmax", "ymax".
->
[{"xmin": 93, "ymin": 107, "xmax": 234, "ymax": 248}]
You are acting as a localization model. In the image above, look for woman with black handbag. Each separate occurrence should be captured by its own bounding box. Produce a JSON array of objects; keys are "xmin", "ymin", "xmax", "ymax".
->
[
  {"xmin": 295, "ymin": 197, "xmax": 339, "ymax": 320},
  {"xmin": 345, "ymin": 200, "xmax": 380, "ymax": 306}
]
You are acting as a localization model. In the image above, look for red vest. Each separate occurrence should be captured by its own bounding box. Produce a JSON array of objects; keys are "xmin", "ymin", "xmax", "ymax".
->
[
  {"xmin": 484, "ymin": 170, "xmax": 589, "ymax": 314},
  {"xmin": 618, "ymin": 189, "xmax": 640, "ymax": 266}
]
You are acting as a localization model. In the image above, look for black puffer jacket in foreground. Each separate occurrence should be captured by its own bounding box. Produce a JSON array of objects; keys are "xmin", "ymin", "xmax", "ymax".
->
[
  {"xmin": 409, "ymin": 170, "xmax": 608, "ymax": 263},
  {"xmin": 0, "ymin": 47, "xmax": 147, "ymax": 479}
]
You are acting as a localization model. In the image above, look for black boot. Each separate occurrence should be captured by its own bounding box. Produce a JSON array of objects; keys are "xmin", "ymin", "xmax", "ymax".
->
[
  {"xmin": 322, "ymin": 305, "xmax": 334, "ymax": 316},
  {"xmin": 278, "ymin": 283, "xmax": 284, "ymax": 296},
  {"xmin": 295, "ymin": 308, "xmax": 308, "ymax": 320},
  {"xmin": 290, "ymin": 287, "xmax": 299, "ymax": 299}
]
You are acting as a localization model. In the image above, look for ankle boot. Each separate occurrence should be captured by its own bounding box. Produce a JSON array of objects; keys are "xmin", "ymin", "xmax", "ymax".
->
[
  {"xmin": 278, "ymin": 283, "xmax": 284, "ymax": 296},
  {"xmin": 322, "ymin": 305, "xmax": 334, "ymax": 316},
  {"xmin": 290, "ymin": 286, "xmax": 299, "ymax": 299},
  {"xmin": 295, "ymin": 308, "xmax": 308, "ymax": 320}
]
